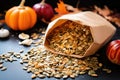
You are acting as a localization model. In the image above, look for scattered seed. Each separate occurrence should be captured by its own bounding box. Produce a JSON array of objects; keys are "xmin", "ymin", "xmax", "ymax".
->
[
  {"xmin": 20, "ymin": 60, "xmax": 23, "ymax": 64},
  {"xmin": 79, "ymin": 71, "xmax": 86, "ymax": 75},
  {"xmin": 63, "ymin": 75, "xmax": 68, "ymax": 78},
  {"xmin": 19, "ymin": 49, "xmax": 24, "ymax": 53},
  {"xmin": 88, "ymin": 70, "xmax": 95, "ymax": 75},
  {"xmin": 22, "ymin": 60, "xmax": 29, "ymax": 63},
  {"xmin": 19, "ymin": 39, "xmax": 33, "ymax": 46},
  {"xmin": 12, "ymin": 58, "xmax": 17, "ymax": 61},
  {"xmin": 1, "ymin": 67, "xmax": 7, "ymax": 71},
  {"xmin": 14, "ymin": 53, "xmax": 21, "ymax": 58},
  {"xmin": 70, "ymin": 74, "xmax": 77, "ymax": 78},
  {"xmin": 34, "ymin": 71, "xmax": 40, "ymax": 75},
  {"xmin": 0, "ymin": 64, "xmax": 3, "ymax": 68},
  {"xmin": 21, "ymin": 56, "xmax": 28, "ymax": 60},
  {"xmin": 38, "ymin": 74, "xmax": 45, "ymax": 78},
  {"xmin": 7, "ymin": 57, "xmax": 13, "ymax": 62},
  {"xmin": 31, "ymin": 74, "xmax": 37, "ymax": 79},
  {"xmin": 102, "ymin": 68, "xmax": 112, "ymax": 73},
  {"xmin": 18, "ymin": 33, "xmax": 30, "ymax": 40},
  {"xmin": 31, "ymin": 33, "xmax": 40, "ymax": 39},
  {"xmin": 54, "ymin": 74, "xmax": 61, "ymax": 78},
  {"xmin": 23, "ymin": 66, "xmax": 27, "ymax": 70},
  {"xmin": 26, "ymin": 68, "xmax": 31, "ymax": 73},
  {"xmin": 90, "ymin": 73, "xmax": 98, "ymax": 77},
  {"xmin": 99, "ymin": 63, "xmax": 103, "ymax": 67}
]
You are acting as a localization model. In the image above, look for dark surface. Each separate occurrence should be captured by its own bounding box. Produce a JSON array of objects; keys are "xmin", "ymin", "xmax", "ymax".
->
[
  {"xmin": 0, "ymin": 21, "xmax": 120, "ymax": 80},
  {"xmin": 0, "ymin": 0, "xmax": 120, "ymax": 80},
  {"xmin": 0, "ymin": 18, "xmax": 120, "ymax": 80}
]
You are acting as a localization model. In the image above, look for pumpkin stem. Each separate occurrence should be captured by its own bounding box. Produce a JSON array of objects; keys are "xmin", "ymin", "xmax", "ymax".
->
[{"xmin": 19, "ymin": 0, "xmax": 25, "ymax": 7}]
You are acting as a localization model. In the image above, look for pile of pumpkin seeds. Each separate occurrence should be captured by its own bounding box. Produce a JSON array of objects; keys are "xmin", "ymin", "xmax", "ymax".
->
[
  {"xmin": 0, "ymin": 27, "xmax": 112, "ymax": 79},
  {"xmin": 20, "ymin": 45, "xmax": 103, "ymax": 79},
  {"xmin": 47, "ymin": 20, "xmax": 93, "ymax": 56}
]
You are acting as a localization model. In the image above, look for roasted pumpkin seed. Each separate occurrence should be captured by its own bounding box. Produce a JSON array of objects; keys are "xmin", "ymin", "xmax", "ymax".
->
[
  {"xmin": 18, "ymin": 33, "xmax": 30, "ymax": 40},
  {"xmin": 47, "ymin": 20, "xmax": 93, "ymax": 56},
  {"xmin": 1, "ymin": 67, "xmax": 7, "ymax": 71},
  {"xmin": 31, "ymin": 74, "xmax": 37, "ymax": 79},
  {"xmin": 0, "ymin": 64, "xmax": 3, "ymax": 68}
]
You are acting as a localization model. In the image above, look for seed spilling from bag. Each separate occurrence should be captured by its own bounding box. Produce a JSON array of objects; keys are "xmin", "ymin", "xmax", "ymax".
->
[
  {"xmin": 44, "ymin": 11, "xmax": 116, "ymax": 58},
  {"xmin": 47, "ymin": 20, "xmax": 93, "ymax": 56}
]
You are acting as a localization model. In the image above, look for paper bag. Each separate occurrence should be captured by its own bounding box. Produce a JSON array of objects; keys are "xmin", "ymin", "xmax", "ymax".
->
[{"xmin": 44, "ymin": 11, "xmax": 116, "ymax": 58}]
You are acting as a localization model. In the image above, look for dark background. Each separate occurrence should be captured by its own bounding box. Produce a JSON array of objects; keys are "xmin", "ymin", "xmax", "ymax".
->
[
  {"xmin": 0, "ymin": 0, "xmax": 120, "ymax": 80},
  {"xmin": 0, "ymin": 0, "xmax": 120, "ymax": 13}
]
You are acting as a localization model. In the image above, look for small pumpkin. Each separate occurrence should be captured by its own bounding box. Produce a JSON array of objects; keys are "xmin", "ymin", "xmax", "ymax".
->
[
  {"xmin": 5, "ymin": 0, "xmax": 37, "ymax": 31},
  {"xmin": 106, "ymin": 40, "xmax": 120, "ymax": 65}
]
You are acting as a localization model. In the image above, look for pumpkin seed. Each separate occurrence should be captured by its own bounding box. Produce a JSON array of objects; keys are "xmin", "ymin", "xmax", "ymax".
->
[
  {"xmin": 20, "ymin": 60, "xmax": 23, "ymax": 64},
  {"xmin": 22, "ymin": 59, "xmax": 29, "ymax": 63},
  {"xmin": 19, "ymin": 49, "xmax": 24, "ymax": 53},
  {"xmin": 26, "ymin": 68, "xmax": 31, "ymax": 73},
  {"xmin": 0, "ymin": 64, "xmax": 3, "ymax": 68},
  {"xmin": 62, "ymin": 75, "xmax": 68, "ymax": 78},
  {"xmin": 38, "ymin": 74, "xmax": 45, "ymax": 78},
  {"xmin": 99, "ymin": 63, "xmax": 103, "ymax": 67},
  {"xmin": 79, "ymin": 71, "xmax": 86, "ymax": 75},
  {"xmin": 88, "ymin": 70, "xmax": 98, "ymax": 77},
  {"xmin": 31, "ymin": 33, "xmax": 40, "ymax": 40},
  {"xmin": 102, "ymin": 68, "xmax": 112, "ymax": 73},
  {"xmin": 88, "ymin": 70, "xmax": 95, "ymax": 75},
  {"xmin": 7, "ymin": 57, "xmax": 14, "ymax": 62},
  {"xmin": 23, "ymin": 66, "xmax": 28, "ymax": 70},
  {"xmin": 70, "ymin": 73, "xmax": 76, "ymax": 78},
  {"xmin": 90, "ymin": 73, "xmax": 98, "ymax": 77},
  {"xmin": 19, "ymin": 39, "xmax": 33, "ymax": 46},
  {"xmin": 18, "ymin": 33, "xmax": 30, "ymax": 40},
  {"xmin": 54, "ymin": 74, "xmax": 61, "ymax": 78},
  {"xmin": 1, "ymin": 67, "xmax": 7, "ymax": 71},
  {"xmin": 31, "ymin": 74, "xmax": 37, "ymax": 79},
  {"xmin": 14, "ymin": 53, "xmax": 21, "ymax": 58}
]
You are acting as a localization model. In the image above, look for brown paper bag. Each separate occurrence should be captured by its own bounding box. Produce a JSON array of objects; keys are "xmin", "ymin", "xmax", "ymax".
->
[{"xmin": 44, "ymin": 11, "xmax": 116, "ymax": 58}]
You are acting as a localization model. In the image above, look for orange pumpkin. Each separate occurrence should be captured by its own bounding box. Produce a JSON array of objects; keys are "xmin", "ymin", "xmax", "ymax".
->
[{"xmin": 5, "ymin": 0, "xmax": 37, "ymax": 31}]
